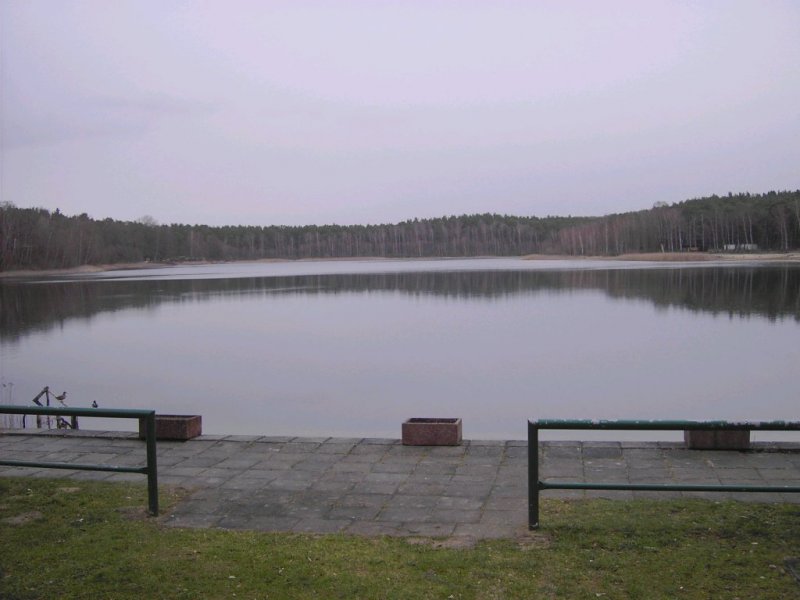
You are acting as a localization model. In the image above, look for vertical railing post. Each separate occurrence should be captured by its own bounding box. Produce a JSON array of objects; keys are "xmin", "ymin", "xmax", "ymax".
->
[
  {"xmin": 528, "ymin": 420, "xmax": 539, "ymax": 530},
  {"xmin": 144, "ymin": 412, "xmax": 159, "ymax": 516}
]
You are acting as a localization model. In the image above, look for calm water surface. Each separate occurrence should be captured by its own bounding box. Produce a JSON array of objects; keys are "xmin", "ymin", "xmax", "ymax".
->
[{"xmin": 1, "ymin": 258, "xmax": 798, "ymax": 440}]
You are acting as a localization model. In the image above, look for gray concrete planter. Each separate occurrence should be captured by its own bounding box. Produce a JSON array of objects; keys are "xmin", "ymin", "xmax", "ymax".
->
[
  {"xmin": 139, "ymin": 414, "xmax": 202, "ymax": 441},
  {"xmin": 402, "ymin": 418, "xmax": 462, "ymax": 446}
]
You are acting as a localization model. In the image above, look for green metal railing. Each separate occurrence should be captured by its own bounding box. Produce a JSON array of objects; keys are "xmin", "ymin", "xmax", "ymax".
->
[
  {"xmin": 0, "ymin": 405, "xmax": 159, "ymax": 515},
  {"xmin": 528, "ymin": 419, "xmax": 800, "ymax": 529}
]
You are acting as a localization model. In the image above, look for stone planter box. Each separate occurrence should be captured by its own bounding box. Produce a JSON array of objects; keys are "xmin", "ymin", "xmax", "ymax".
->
[
  {"xmin": 684, "ymin": 429, "xmax": 750, "ymax": 450},
  {"xmin": 139, "ymin": 415, "xmax": 202, "ymax": 441},
  {"xmin": 402, "ymin": 418, "xmax": 462, "ymax": 446}
]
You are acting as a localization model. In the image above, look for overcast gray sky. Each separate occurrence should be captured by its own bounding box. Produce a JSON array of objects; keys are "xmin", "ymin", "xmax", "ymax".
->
[{"xmin": 1, "ymin": 1, "xmax": 799, "ymax": 226}]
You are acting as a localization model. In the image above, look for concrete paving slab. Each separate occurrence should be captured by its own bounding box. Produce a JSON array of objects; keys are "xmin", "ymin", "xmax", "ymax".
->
[{"xmin": 346, "ymin": 486, "xmax": 390, "ymax": 501}]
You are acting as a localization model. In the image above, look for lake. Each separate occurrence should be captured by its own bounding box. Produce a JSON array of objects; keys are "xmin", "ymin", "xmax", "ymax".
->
[{"xmin": 1, "ymin": 258, "xmax": 798, "ymax": 440}]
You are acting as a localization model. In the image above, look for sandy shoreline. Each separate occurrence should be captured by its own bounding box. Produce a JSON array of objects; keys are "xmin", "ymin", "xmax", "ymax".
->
[
  {"xmin": 2, "ymin": 252, "xmax": 799, "ymax": 278},
  {"xmin": 623, "ymin": 251, "xmax": 800, "ymax": 262},
  {"xmin": 0, "ymin": 261, "xmax": 191, "ymax": 279},
  {"xmin": 0, "ymin": 257, "xmax": 406, "ymax": 278},
  {"xmin": 522, "ymin": 251, "xmax": 800, "ymax": 262}
]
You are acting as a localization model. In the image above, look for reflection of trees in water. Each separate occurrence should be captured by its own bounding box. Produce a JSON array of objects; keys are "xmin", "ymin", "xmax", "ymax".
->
[{"xmin": 1, "ymin": 266, "xmax": 798, "ymax": 340}]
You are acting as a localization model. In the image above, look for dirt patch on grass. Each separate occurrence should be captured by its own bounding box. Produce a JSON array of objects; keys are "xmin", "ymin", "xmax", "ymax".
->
[
  {"xmin": 404, "ymin": 532, "xmax": 552, "ymax": 551},
  {"xmin": 116, "ymin": 506, "xmax": 152, "ymax": 521},
  {"xmin": 516, "ymin": 531, "xmax": 553, "ymax": 550},
  {"xmin": 405, "ymin": 536, "xmax": 478, "ymax": 550},
  {"xmin": 2, "ymin": 511, "xmax": 44, "ymax": 526}
]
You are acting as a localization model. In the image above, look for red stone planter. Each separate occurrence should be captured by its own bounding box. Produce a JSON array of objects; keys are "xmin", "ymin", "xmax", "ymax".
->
[
  {"xmin": 139, "ymin": 415, "xmax": 202, "ymax": 441},
  {"xmin": 684, "ymin": 430, "xmax": 750, "ymax": 450},
  {"xmin": 402, "ymin": 418, "xmax": 462, "ymax": 446}
]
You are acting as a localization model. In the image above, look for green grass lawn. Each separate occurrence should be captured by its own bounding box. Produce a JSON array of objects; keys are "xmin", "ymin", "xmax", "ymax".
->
[{"xmin": 1, "ymin": 477, "xmax": 798, "ymax": 599}]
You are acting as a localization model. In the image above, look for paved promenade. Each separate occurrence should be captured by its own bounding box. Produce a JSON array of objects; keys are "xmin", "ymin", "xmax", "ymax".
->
[{"xmin": 1, "ymin": 431, "xmax": 799, "ymax": 539}]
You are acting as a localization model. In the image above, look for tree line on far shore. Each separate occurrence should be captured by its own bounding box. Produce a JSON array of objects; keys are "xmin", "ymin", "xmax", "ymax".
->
[{"xmin": 1, "ymin": 190, "xmax": 799, "ymax": 271}]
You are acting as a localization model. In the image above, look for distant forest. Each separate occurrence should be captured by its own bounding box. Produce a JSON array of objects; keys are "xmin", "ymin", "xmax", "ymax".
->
[{"xmin": 1, "ymin": 190, "xmax": 799, "ymax": 271}]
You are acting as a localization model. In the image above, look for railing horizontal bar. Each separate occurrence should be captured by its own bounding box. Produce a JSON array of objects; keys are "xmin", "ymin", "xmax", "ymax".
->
[
  {"xmin": 0, "ymin": 460, "xmax": 148, "ymax": 474},
  {"xmin": 0, "ymin": 404, "xmax": 154, "ymax": 419},
  {"xmin": 530, "ymin": 419, "xmax": 800, "ymax": 431},
  {"xmin": 539, "ymin": 481, "xmax": 800, "ymax": 493}
]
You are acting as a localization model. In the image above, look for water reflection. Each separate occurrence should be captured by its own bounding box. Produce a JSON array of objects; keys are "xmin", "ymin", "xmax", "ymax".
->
[{"xmin": 2, "ymin": 265, "xmax": 798, "ymax": 342}]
